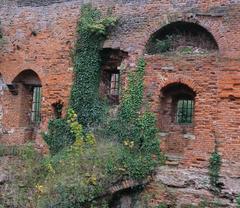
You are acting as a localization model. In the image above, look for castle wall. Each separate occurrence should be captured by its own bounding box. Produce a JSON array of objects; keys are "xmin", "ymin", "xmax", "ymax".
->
[{"xmin": 0, "ymin": 0, "xmax": 240, "ymax": 181}]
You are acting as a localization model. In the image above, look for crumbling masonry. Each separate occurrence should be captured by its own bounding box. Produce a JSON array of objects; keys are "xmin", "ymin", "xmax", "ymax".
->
[{"xmin": 0, "ymin": 0, "xmax": 240, "ymax": 206}]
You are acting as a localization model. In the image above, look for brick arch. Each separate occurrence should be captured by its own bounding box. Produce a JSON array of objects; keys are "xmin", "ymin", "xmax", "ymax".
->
[
  {"xmin": 159, "ymin": 75, "xmax": 200, "ymax": 94},
  {"xmin": 12, "ymin": 69, "xmax": 42, "ymax": 86},
  {"xmin": 143, "ymin": 13, "xmax": 221, "ymax": 52}
]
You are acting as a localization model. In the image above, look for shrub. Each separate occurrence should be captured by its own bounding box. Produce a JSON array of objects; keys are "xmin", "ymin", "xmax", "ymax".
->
[
  {"xmin": 155, "ymin": 204, "xmax": 168, "ymax": 208},
  {"xmin": 208, "ymin": 150, "xmax": 222, "ymax": 193},
  {"xmin": 237, "ymin": 195, "xmax": 240, "ymax": 208},
  {"xmin": 42, "ymin": 118, "xmax": 75, "ymax": 154},
  {"xmin": 36, "ymin": 139, "xmax": 120, "ymax": 208},
  {"xmin": 147, "ymin": 35, "xmax": 172, "ymax": 54}
]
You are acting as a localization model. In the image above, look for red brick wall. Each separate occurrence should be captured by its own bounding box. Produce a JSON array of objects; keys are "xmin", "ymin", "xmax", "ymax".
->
[{"xmin": 0, "ymin": 0, "xmax": 240, "ymax": 174}]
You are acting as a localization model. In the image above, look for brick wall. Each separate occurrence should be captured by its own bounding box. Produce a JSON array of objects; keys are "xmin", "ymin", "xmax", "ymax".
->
[{"xmin": 0, "ymin": 0, "xmax": 240, "ymax": 175}]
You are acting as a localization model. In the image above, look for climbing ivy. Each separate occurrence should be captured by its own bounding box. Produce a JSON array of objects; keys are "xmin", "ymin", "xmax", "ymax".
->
[
  {"xmin": 70, "ymin": 4, "xmax": 117, "ymax": 127},
  {"xmin": 106, "ymin": 58, "xmax": 163, "ymax": 180},
  {"xmin": 108, "ymin": 58, "xmax": 146, "ymax": 139},
  {"xmin": 208, "ymin": 149, "xmax": 222, "ymax": 194},
  {"xmin": 39, "ymin": 5, "xmax": 163, "ymax": 207}
]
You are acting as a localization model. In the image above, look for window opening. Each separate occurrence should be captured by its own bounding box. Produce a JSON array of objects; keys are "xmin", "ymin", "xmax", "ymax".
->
[
  {"xmin": 176, "ymin": 99, "xmax": 194, "ymax": 124},
  {"xmin": 52, "ymin": 100, "xmax": 63, "ymax": 119},
  {"xmin": 109, "ymin": 73, "xmax": 120, "ymax": 96},
  {"xmin": 31, "ymin": 86, "xmax": 41, "ymax": 124}
]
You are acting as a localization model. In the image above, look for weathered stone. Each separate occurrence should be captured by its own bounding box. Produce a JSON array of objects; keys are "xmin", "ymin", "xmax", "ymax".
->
[
  {"xmin": 152, "ymin": 166, "xmax": 239, "ymax": 207},
  {"xmin": 183, "ymin": 133, "xmax": 195, "ymax": 140},
  {"xmin": 0, "ymin": 172, "xmax": 8, "ymax": 185}
]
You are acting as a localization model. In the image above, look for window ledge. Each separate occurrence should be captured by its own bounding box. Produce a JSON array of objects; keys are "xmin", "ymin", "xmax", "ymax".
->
[
  {"xmin": 183, "ymin": 133, "xmax": 195, "ymax": 140},
  {"xmin": 158, "ymin": 132, "xmax": 170, "ymax": 137}
]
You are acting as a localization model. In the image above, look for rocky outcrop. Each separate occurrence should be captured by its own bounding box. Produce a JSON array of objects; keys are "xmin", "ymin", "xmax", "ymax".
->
[
  {"xmin": 112, "ymin": 166, "xmax": 240, "ymax": 207},
  {"xmin": 154, "ymin": 166, "xmax": 240, "ymax": 207}
]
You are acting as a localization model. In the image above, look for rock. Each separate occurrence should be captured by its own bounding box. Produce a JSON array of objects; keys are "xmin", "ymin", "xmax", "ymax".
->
[
  {"xmin": 155, "ymin": 167, "xmax": 210, "ymax": 189},
  {"xmin": 0, "ymin": 171, "xmax": 8, "ymax": 185}
]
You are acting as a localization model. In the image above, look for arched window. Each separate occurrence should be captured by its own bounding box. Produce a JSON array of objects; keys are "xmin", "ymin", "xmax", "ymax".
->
[
  {"xmin": 12, "ymin": 70, "xmax": 42, "ymax": 125},
  {"xmin": 146, "ymin": 21, "xmax": 219, "ymax": 55},
  {"xmin": 161, "ymin": 83, "xmax": 196, "ymax": 125}
]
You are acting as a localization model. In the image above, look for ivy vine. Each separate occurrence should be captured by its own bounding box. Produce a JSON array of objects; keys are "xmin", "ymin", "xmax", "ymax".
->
[
  {"xmin": 208, "ymin": 148, "xmax": 222, "ymax": 194},
  {"xmin": 107, "ymin": 58, "xmax": 163, "ymax": 179},
  {"xmin": 40, "ymin": 5, "xmax": 163, "ymax": 207},
  {"xmin": 70, "ymin": 4, "xmax": 117, "ymax": 127}
]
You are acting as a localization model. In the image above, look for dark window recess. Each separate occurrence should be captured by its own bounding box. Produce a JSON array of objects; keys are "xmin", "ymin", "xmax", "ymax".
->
[
  {"xmin": 161, "ymin": 83, "xmax": 196, "ymax": 125},
  {"xmin": 31, "ymin": 86, "xmax": 41, "ymax": 124},
  {"xmin": 107, "ymin": 72, "xmax": 120, "ymax": 104},
  {"xmin": 100, "ymin": 48, "xmax": 128, "ymax": 105},
  {"xmin": 52, "ymin": 101, "xmax": 63, "ymax": 119},
  {"xmin": 176, "ymin": 99, "xmax": 194, "ymax": 124}
]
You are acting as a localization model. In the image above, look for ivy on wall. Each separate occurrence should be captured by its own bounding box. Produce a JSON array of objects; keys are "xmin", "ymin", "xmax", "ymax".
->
[
  {"xmin": 39, "ymin": 4, "xmax": 163, "ymax": 207},
  {"xmin": 106, "ymin": 58, "xmax": 163, "ymax": 180},
  {"xmin": 70, "ymin": 4, "xmax": 117, "ymax": 127}
]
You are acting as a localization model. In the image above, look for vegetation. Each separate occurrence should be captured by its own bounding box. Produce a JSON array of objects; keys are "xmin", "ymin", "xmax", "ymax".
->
[
  {"xmin": 70, "ymin": 4, "xmax": 117, "ymax": 127},
  {"xmin": 106, "ymin": 58, "xmax": 163, "ymax": 179},
  {"xmin": 146, "ymin": 28, "xmax": 218, "ymax": 55},
  {"xmin": 208, "ymin": 149, "xmax": 222, "ymax": 194},
  {"xmin": 42, "ymin": 118, "xmax": 75, "ymax": 154},
  {"xmin": 237, "ymin": 195, "xmax": 240, "ymax": 208},
  {"xmin": 154, "ymin": 204, "xmax": 168, "ymax": 208},
  {"xmin": 148, "ymin": 35, "xmax": 172, "ymax": 54},
  {"xmin": 0, "ymin": 143, "xmax": 45, "ymax": 207},
  {"xmin": 36, "ymin": 4, "xmax": 162, "ymax": 207},
  {"xmin": 38, "ymin": 113, "xmax": 121, "ymax": 207}
]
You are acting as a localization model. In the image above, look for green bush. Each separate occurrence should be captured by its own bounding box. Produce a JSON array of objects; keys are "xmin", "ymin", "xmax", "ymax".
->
[
  {"xmin": 42, "ymin": 118, "xmax": 75, "ymax": 155},
  {"xmin": 237, "ymin": 195, "xmax": 240, "ymax": 208}
]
